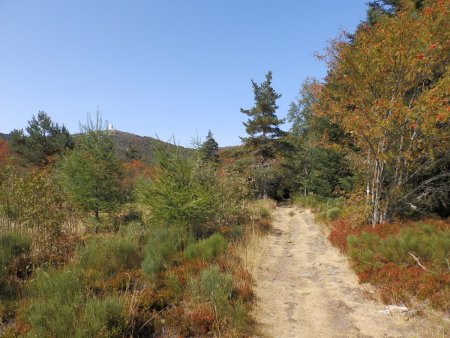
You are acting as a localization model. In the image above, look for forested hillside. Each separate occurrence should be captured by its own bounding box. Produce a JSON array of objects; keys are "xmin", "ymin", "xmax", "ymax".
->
[{"xmin": 0, "ymin": 0, "xmax": 448, "ymax": 336}]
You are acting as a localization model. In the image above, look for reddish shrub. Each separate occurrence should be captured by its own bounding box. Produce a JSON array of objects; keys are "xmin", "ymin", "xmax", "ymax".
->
[
  {"xmin": 187, "ymin": 303, "xmax": 216, "ymax": 335},
  {"xmin": 328, "ymin": 219, "xmax": 354, "ymax": 252}
]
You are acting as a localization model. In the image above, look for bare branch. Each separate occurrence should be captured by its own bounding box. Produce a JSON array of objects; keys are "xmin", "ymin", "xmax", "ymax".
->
[{"xmin": 408, "ymin": 252, "xmax": 436, "ymax": 274}]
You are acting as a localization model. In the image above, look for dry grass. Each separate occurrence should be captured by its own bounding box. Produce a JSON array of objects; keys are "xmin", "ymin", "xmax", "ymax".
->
[
  {"xmin": 232, "ymin": 199, "xmax": 275, "ymax": 277},
  {"xmin": 232, "ymin": 229, "xmax": 267, "ymax": 277},
  {"xmin": 415, "ymin": 309, "xmax": 450, "ymax": 338}
]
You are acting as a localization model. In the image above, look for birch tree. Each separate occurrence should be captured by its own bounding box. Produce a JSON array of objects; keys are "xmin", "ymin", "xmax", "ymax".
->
[{"xmin": 316, "ymin": 1, "xmax": 449, "ymax": 225}]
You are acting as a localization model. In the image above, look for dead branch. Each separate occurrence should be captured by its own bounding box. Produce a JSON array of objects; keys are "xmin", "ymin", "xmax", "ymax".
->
[{"xmin": 408, "ymin": 252, "xmax": 436, "ymax": 274}]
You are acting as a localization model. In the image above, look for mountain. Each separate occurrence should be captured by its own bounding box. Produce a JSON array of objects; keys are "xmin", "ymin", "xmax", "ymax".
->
[
  {"xmin": 1, "ymin": 130, "xmax": 194, "ymax": 164},
  {"xmin": 0, "ymin": 133, "xmax": 10, "ymax": 140},
  {"xmin": 107, "ymin": 130, "xmax": 194, "ymax": 163}
]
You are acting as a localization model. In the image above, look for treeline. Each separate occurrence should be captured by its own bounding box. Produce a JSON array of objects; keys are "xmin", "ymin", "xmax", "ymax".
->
[{"xmin": 225, "ymin": 0, "xmax": 449, "ymax": 227}]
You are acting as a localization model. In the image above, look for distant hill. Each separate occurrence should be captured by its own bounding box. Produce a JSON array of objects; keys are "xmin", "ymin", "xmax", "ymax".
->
[
  {"xmin": 107, "ymin": 130, "xmax": 194, "ymax": 164},
  {"xmin": 0, "ymin": 133, "xmax": 10, "ymax": 140},
  {"xmin": 1, "ymin": 130, "xmax": 194, "ymax": 164}
]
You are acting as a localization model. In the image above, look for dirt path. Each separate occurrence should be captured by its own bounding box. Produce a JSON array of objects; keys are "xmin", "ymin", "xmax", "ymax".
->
[{"xmin": 252, "ymin": 206, "xmax": 428, "ymax": 338}]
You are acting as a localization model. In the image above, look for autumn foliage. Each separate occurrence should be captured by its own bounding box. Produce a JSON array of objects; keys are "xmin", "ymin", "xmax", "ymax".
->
[{"xmin": 315, "ymin": 0, "xmax": 449, "ymax": 224}]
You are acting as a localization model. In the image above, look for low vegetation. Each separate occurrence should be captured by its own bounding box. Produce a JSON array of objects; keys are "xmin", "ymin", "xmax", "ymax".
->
[{"xmin": 0, "ymin": 115, "xmax": 275, "ymax": 336}]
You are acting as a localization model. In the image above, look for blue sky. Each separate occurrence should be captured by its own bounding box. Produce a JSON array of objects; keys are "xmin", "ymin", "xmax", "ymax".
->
[{"xmin": 0, "ymin": 1, "xmax": 368, "ymax": 146}]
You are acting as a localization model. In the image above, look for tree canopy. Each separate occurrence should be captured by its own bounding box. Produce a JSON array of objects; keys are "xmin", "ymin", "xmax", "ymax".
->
[
  {"xmin": 10, "ymin": 111, "xmax": 74, "ymax": 166},
  {"xmin": 315, "ymin": 0, "xmax": 449, "ymax": 224}
]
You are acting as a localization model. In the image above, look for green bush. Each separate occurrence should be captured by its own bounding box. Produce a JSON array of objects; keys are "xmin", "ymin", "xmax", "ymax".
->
[
  {"xmin": 190, "ymin": 266, "xmax": 233, "ymax": 317},
  {"xmin": 25, "ymin": 267, "xmax": 85, "ymax": 337},
  {"xmin": 326, "ymin": 207, "xmax": 341, "ymax": 221},
  {"xmin": 78, "ymin": 236, "xmax": 140, "ymax": 278},
  {"xmin": 0, "ymin": 232, "xmax": 31, "ymax": 284},
  {"xmin": 76, "ymin": 296, "xmax": 124, "ymax": 337},
  {"xmin": 348, "ymin": 223, "xmax": 450, "ymax": 273},
  {"xmin": 135, "ymin": 146, "xmax": 220, "ymax": 234},
  {"xmin": 184, "ymin": 233, "xmax": 227, "ymax": 261},
  {"xmin": 24, "ymin": 267, "xmax": 125, "ymax": 338},
  {"xmin": 141, "ymin": 226, "xmax": 186, "ymax": 275},
  {"xmin": 347, "ymin": 233, "xmax": 380, "ymax": 272}
]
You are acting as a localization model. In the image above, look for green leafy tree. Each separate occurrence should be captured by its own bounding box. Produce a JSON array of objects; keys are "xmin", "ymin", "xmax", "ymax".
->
[
  {"xmin": 287, "ymin": 79, "xmax": 354, "ymax": 198},
  {"xmin": 10, "ymin": 111, "xmax": 74, "ymax": 166},
  {"xmin": 199, "ymin": 130, "xmax": 219, "ymax": 163},
  {"xmin": 58, "ymin": 115, "xmax": 125, "ymax": 220}
]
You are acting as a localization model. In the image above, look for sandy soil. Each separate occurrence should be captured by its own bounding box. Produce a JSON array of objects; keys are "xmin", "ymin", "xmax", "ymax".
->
[{"xmin": 251, "ymin": 206, "xmax": 435, "ymax": 338}]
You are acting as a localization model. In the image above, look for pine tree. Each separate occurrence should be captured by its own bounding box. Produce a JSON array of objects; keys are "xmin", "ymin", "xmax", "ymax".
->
[
  {"xmin": 58, "ymin": 115, "xmax": 124, "ymax": 221},
  {"xmin": 241, "ymin": 71, "xmax": 285, "ymax": 161},
  {"xmin": 10, "ymin": 111, "xmax": 74, "ymax": 166},
  {"xmin": 199, "ymin": 130, "xmax": 219, "ymax": 163},
  {"xmin": 241, "ymin": 71, "xmax": 286, "ymax": 199}
]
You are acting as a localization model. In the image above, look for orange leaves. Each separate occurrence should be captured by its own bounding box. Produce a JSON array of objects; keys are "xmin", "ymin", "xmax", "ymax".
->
[
  {"xmin": 423, "ymin": 7, "xmax": 433, "ymax": 17},
  {"xmin": 436, "ymin": 113, "xmax": 445, "ymax": 122}
]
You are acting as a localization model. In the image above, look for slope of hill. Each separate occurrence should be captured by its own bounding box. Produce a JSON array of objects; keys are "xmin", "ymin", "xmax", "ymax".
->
[
  {"xmin": 0, "ymin": 133, "xmax": 10, "ymax": 140},
  {"xmin": 1, "ymin": 130, "xmax": 194, "ymax": 164},
  {"xmin": 107, "ymin": 130, "xmax": 194, "ymax": 163}
]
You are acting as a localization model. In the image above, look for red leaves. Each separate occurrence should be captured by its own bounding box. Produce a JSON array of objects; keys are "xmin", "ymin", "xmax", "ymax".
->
[
  {"xmin": 436, "ymin": 113, "xmax": 445, "ymax": 122},
  {"xmin": 0, "ymin": 139, "xmax": 9, "ymax": 163}
]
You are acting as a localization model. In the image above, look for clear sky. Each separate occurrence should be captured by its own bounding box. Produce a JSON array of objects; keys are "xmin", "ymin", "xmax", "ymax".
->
[{"xmin": 0, "ymin": 1, "xmax": 368, "ymax": 147}]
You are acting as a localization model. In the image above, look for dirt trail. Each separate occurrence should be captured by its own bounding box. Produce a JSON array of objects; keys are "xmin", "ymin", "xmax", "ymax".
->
[{"xmin": 252, "ymin": 206, "xmax": 426, "ymax": 338}]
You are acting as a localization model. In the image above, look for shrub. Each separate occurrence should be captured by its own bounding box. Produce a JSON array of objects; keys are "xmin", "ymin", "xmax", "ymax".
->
[
  {"xmin": 24, "ymin": 267, "xmax": 84, "ymax": 337},
  {"xmin": 164, "ymin": 272, "xmax": 183, "ymax": 302},
  {"xmin": 347, "ymin": 233, "xmax": 381, "ymax": 272},
  {"xmin": 78, "ymin": 236, "xmax": 140, "ymax": 278},
  {"xmin": 346, "ymin": 222, "xmax": 450, "ymax": 310},
  {"xmin": 328, "ymin": 219, "xmax": 354, "ymax": 253},
  {"xmin": 326, "ymin": 207, "xmax": 341, "ymax": 221},
  {"xmin": 0, "ymin": 170, "xmax": 66, "ymax": 235},
  {"xmin": 184, "ymin": 233, "xmax": 227, "ymax": 262},
  {"xmin": 0, "ymin": 232, "xmax": 31, "ymax": 292},
  {"xmin": 24, "ymin": 267, "xmax": 126, "ymax": 337},
  {"xmin": 141, "ymin": 226, "xmax": 186, "ymax": 275},
  {"xmin": 136, "ymin": 146, "xmax": 220, "ymax": 233},
  {"xmin": 190, "ymin": 266, "xmax": 233, "ymax": 318},
  {"xmin": 76, "ymin": 296, "xmax": 124, "ymax": 337}
]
